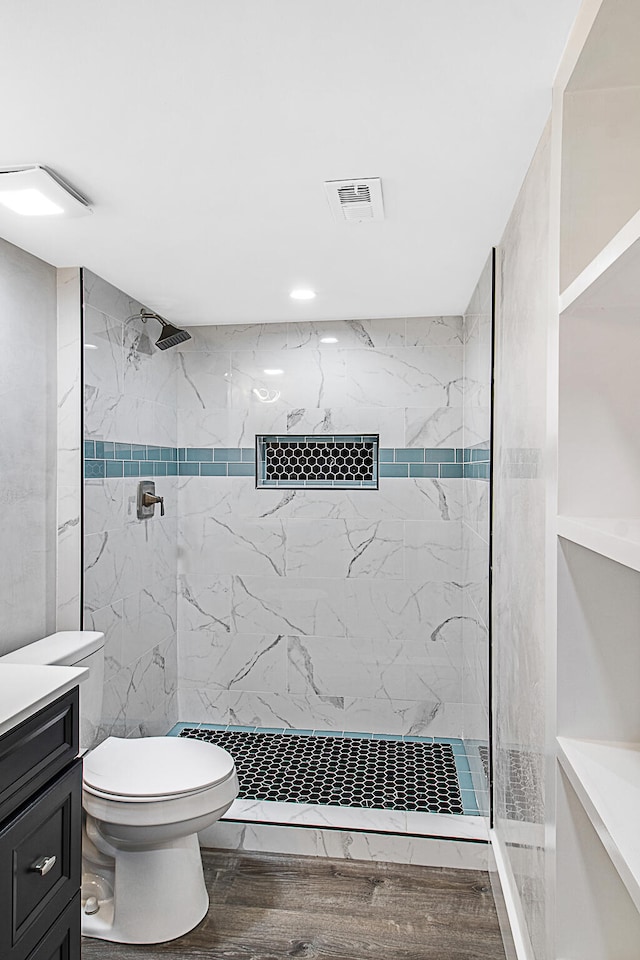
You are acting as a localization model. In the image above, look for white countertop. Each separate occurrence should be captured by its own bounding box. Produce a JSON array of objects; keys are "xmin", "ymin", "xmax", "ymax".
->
[{"xmin": 0, "ymin": 663, "xmax": 88, "ymax": 737}]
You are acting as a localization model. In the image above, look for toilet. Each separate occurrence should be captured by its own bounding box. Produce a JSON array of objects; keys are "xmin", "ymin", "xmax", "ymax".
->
[{"xmin": 0, "ymin": 631, "xmax": 238, "ymax": 944}]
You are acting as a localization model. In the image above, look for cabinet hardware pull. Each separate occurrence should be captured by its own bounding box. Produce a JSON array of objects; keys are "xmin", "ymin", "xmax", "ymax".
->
[{"xmin": 32, "ymin": 855, "xmax": 56, "ymax": 876}]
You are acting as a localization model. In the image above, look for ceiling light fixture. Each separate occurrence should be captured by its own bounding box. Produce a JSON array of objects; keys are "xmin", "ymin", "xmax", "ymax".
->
[
  {"xmin": 290, "ymin": 288, "xmax": 316, "ymax": 301},
  {"xmin": 0, "ymin": 165, "xmax": 91, "ymax": 217},
  {"xmin": 320, "ymin": 336, "xmax": 338, "ymax": 344},
  {"xmin": 84, "ymin": 343, "xmax": 98, "ymax": 350},
  {"xmin": 0, "ymin": 189, "xmax": 64, "ymax": 216},
  {"xmin": 263, "ymin": 368, "xmax": 284, "ymax": 376}
]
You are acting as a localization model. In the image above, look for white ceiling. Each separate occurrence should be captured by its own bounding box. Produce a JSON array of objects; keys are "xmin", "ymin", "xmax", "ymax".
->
[{"xmin": 0, "ymin": 0, "xmax": 579, "ymax": 325}]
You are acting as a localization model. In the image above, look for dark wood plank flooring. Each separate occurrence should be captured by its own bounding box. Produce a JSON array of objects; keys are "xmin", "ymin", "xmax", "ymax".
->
[{"xmin": 81, "ymin": 849, "xmax": 506, "ymax": 960}]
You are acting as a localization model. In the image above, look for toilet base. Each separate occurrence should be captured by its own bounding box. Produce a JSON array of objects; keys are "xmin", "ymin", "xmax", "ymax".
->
[{"xmin": 82, "ymin": 830, "xmax": 209, "ymax": 943}]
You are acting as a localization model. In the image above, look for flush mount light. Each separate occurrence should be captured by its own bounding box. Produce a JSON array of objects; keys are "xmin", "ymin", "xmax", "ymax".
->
[
  {"xmin": 320, "ymin": 336, "xmax": 338, "ymax": 344},
  {"xmin": 0, "ymin": 189, "xmax": 64, "ymax": 216},
  {"xmin": 263, "ymin": 368, "xmax": 284, "ymax": 376},
  {"xmin": 0, "ymin": 165, "xmax": 91, "ymax": 217},
  {"xmin": 290, "ymin": 288, "xmax": 316, "ymax": 301}
]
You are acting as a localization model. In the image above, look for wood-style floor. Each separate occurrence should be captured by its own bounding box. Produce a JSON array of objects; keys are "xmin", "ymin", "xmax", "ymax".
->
[{"xmin": 81, "ymin": 849, "xmax": 506, "ymax": 960}]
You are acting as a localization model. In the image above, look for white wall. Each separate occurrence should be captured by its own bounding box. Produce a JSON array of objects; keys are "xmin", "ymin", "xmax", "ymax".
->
[{"xmin": 0, "ymin": 237, "xmax": 57, "ymax": 653}]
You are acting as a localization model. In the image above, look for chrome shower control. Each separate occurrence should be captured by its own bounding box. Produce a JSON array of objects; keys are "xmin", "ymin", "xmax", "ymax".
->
[
  {"xmin": 137, "ymin": 480, "xmax": 165, "ymax": 519},
  {"xmin": 143, "ymin": 492, "xmax": 164, "ymax": 516}
]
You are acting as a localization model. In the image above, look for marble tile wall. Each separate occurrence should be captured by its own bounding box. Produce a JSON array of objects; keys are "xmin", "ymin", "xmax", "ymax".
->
[
  {"xmin": 492, "ymin": 122, "xmax": 551, "ymax": 958},
  {"xmin": 83, "ymin": 270, "xmax": 178, "ymax": 738},
  {"xmin": 174, "ymin": 316, "xmax": 488, "ymax": 737},
  {"xmin": 56, "ymin": 268, "xmax": 83, "ymax": 630},
  {"xmin": 0, "ymin": 237, "xmax": 57, "ymax": 655},
  {"xmin": 199, "ymin": 818, "xmax": 490, "ymax": 870},
  {"xmin": 462, "ymin": 254, "xmax": 492, "ymax": 753}
]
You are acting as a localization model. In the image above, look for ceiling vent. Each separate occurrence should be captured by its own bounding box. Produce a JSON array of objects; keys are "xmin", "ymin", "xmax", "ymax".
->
[{"xmin": 324, "ymin": 178, "xmax": 384, "ymax": 223}]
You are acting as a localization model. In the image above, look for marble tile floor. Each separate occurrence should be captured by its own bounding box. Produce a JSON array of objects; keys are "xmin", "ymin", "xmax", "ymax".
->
[
  {"xmin": 168, "ymin": 724, "xmax": 490, "ymax": 842},
  {"xmin": 81, "ymin": 849, "xmax": 506, "ymax": 960}
]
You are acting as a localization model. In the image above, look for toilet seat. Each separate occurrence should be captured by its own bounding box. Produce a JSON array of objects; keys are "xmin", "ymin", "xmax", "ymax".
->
[{"xmin": 83, "ymin": 736, "xmax": 236, "ymax": 802}]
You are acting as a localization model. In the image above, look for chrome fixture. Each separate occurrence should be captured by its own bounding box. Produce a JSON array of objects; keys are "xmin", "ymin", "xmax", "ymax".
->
[
  {"xmin": 32, "ymin": 855, "xmax": 57, "ymax": 876},
  {"xmin": 137, "ymin": 480, "xmax": 165, "ymax": 519},
  {"xmin": 128, "ymin": 309, "xmax": 191, "ymax": 350}
]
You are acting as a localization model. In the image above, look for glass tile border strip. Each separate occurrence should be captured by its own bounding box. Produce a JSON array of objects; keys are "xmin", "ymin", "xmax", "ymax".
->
[{"xmin": 84, "ymin": 442, "xmax": 490, "ymax": 480}]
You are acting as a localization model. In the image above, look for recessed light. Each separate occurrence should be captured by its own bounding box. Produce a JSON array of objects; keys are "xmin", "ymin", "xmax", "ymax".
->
[
  {"xmin": 320, "ymin": 336, "xmax": 338, "ymax": 344},
  {"xmin": 290, "ymin": 288, "xmax": 316, "ymax": 301},
  {"xmin": 253, "ymin": 388, "xmax": 281, "ymax": 404},
  {"xmin": 84, "ymin": 343, "xmax": 98, "ymax": 350},
  {"xmin": 263, "ymin": 368, "xmax": 284, "ymax": 376},
  {"xmin": 0, "ymin": 165, "xmax": 91, "ymax": 217}
]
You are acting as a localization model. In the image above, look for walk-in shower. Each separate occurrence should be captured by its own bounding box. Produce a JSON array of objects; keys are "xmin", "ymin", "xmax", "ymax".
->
[{"xmin": 83, "ymin": 263, "xmax": 493, "ymax": 849}]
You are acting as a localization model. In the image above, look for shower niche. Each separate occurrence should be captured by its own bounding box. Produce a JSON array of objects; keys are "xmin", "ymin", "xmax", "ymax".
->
[{"xmin": 256, "ymin": 434, "xmax": 379, "ymax": 489}]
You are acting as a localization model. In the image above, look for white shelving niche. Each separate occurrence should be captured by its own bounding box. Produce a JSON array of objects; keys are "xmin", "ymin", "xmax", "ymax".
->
[
  {"xmin": 560, "ymin": 0, "xmax": 640, "ymax": 293},
  {"xmin": 555, "ymin": 765, "xmax": 640, "ymax": 960},
  {"xmin": 554, "ymin": 0, "xmax": 640, "ymax": 955},
  {"xmin": 558, "ymin": 737, "xmax": 640, "ymax": 913},
  {"xmin": 558, "ymin": 219, "xmax": 640, "ymax": 566}
]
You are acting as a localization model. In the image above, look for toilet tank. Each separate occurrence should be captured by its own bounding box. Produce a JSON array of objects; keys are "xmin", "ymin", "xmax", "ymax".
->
[{"xmin": 0, "ymin": 631, "xmax": 105, "ymax": 752}]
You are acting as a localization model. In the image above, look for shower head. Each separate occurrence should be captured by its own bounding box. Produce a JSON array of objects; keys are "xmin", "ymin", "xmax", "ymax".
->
[
  {"xmin": 132, "ymin": 310, "xmax": 192, "ymax": 350},
  {"xmin": 154, "ymin": 320, "xmax": 192, "ymax": 350}
]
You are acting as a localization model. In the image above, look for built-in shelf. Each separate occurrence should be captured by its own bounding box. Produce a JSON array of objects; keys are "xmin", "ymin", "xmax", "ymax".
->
[
  {"xmin": 559, "ymin": 208, "xmax": 640, "ymax": 315},
  {"xmin": 552, "ymin": 0, "xmax": 640, "ymax": 953},
  {"xmin": 557, "ymin": 517, "xmax": 640, "ymax": 572},
  {"xmin": 557, "ymin": 737, "xmax": 640, "ymax": 914}
]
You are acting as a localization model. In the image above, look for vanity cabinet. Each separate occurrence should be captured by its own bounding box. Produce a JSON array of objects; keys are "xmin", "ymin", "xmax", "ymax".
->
[{"xmin": 0, "ymin": 688, "xmax": 81, "ymax": 960}]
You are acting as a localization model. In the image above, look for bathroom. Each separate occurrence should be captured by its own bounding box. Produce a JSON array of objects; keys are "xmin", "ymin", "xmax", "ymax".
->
[{"xmin": 1, "ymin": 1, "xmax": 640, "ymax": 957}]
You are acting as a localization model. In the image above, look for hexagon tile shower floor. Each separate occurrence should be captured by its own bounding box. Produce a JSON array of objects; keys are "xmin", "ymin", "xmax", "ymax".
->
[{"xmin": 176, "ymin": 727, "xmax": 477, "ymax": 815}]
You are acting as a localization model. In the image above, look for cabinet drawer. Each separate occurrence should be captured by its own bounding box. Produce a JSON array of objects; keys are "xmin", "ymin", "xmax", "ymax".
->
[
  {"xmin": 0, "ymin": 761, "xmax": 82, "ymax": 960},
  {"xmin": 0, "ymin": 690, "xmax": 79, "ymax": 824},
  {"xmin": 26, "ymin": 894, "xmax": 80, "ymax": 960}
]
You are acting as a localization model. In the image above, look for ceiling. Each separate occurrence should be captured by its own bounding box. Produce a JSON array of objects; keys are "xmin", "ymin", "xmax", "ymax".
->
[{"xmin": 0, "ymin": 0, "xmax": 580, "ymax": 325}]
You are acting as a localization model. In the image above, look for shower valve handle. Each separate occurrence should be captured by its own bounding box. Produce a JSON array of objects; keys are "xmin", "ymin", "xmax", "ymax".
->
[{"xmin": 142, "ymin": 492, "xmax": 165, "ymax": 516}]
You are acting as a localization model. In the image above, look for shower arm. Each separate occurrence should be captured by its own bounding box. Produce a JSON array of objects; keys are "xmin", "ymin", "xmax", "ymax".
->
[
  {"xmin": 126, "ymin": 309, "xmax": 192, "ymax": 350},
  {"xmin": 138, "ymin": 310, "xmax": 168, "ymax": 327}
]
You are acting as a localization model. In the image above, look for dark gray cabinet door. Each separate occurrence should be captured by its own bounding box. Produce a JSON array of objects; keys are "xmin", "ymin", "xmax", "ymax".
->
[
  {"xmin": 0, "ymin": 761, "xmax": 82, "ymax": 960},
  {"xmin": 26, "ymin": 894, "xmax": 80, "ymax": 960}
]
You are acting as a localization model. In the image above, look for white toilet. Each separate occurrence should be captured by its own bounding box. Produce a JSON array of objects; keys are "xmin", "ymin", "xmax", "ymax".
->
[{"xmin": 0, "ymin": 630, "xmax": 238, "ymax": 944}]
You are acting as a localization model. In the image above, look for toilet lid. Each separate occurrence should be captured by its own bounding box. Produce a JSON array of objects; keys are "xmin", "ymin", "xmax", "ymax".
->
[{"xmin": 83, "ymin": 736, "xmax": 235, "ymax": 801}]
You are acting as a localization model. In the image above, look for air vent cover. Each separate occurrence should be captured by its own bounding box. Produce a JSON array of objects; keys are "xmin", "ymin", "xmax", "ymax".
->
[{"xmin": 324, "ymin": 178, "xmax": 384, "ymax": 223}]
